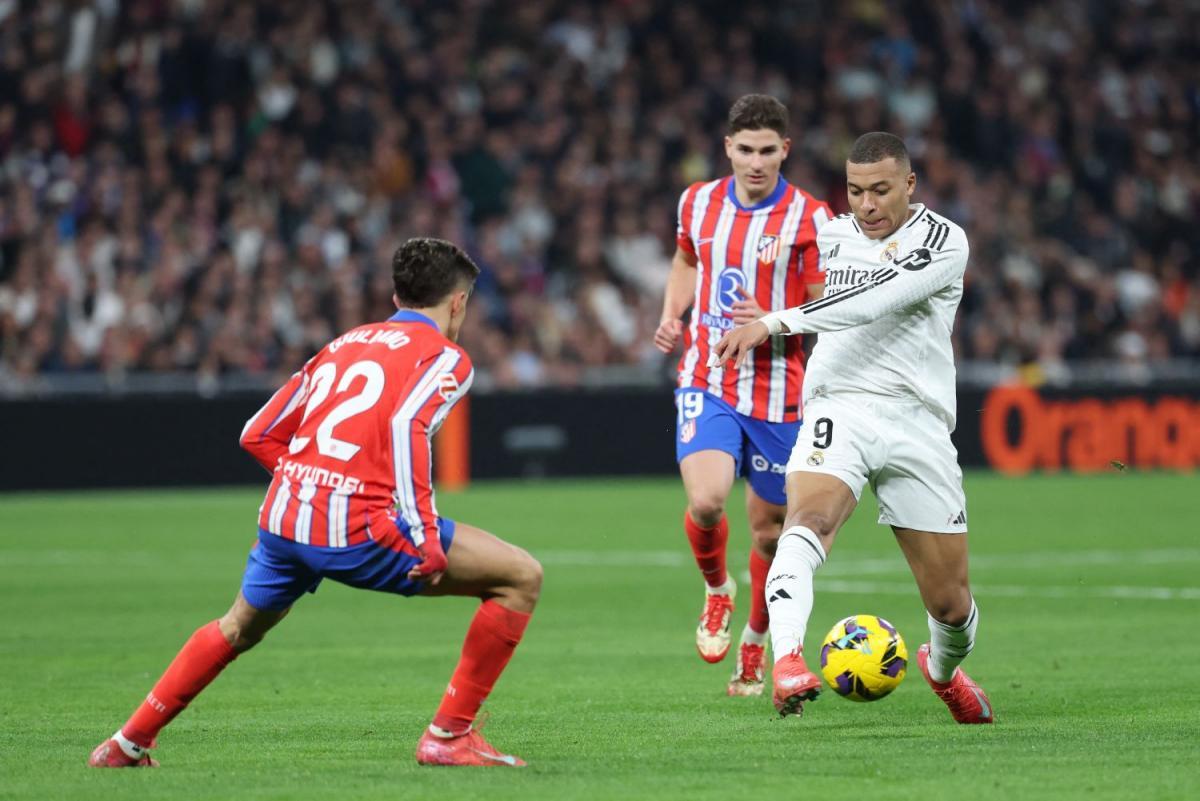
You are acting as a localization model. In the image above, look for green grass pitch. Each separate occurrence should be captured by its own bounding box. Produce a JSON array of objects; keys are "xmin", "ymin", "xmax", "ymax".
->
[{"xmin": 1, "ymin": 473, "xmax": 1198, "ymax": 800}]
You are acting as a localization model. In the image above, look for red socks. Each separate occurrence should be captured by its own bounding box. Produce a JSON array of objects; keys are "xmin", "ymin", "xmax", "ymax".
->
[
  {"xmin": 684, "ymin": 511, "xmax": 729, "ymax": 588},
  {"xmin": 433, "ymin": 600, "xmax": 532, "ymax": 735},
  {"xmin": 118, "ymin": 603, "xmax": 533, "ymax": 745},
  {"xmin": 121, "ymin": 621, "xmax": 238, "ymax": 748},
  {"xmin": 748, "ymin": 549, "xmax": 772, "ymax": 634}
]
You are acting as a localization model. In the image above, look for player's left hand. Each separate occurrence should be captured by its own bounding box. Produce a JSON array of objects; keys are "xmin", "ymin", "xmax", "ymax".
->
[
  {"xmin": 731, "ymin": 287, "xmax": 767, "ymax": 325},
  {"xmin": 408, "ymin": 543, "xmax": 448, "ymax": 586},
  {"xmin": 708, "ymin": 321, "xmax": 771, "ymax": 369}
]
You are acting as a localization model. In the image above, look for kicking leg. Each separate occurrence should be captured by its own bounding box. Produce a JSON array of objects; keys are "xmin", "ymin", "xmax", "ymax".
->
[
  {"xmin": 89, "ymin": 593, "xmax": 290, "ymax": 767},
  {"xmin": 679, "ymin": 450, "xmax": 739, "ymax": 663},
  {"xmin": 893, "ymin": 527, "xmax": 992, "ymax": 724},
  {"xmin": 768, "ymin": 472, "xmax": 857, "ymax": 716},
  {"xmin": 415, "ymin": 523, "xmax": 542, "ymax": 766}
]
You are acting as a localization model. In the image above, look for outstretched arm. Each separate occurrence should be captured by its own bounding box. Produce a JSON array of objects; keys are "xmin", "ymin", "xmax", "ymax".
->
[
  {"xmin": 763, "ymin": 239, "xmax": 967, "ymax": 335},
  {"xmin": 710, "ymin": 236, "xmax": 967, "ymax": 368}
]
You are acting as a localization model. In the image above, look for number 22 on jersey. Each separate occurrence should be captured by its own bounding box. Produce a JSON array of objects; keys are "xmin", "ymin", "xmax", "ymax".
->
[{"xmin": 289, "ymin": 360, "xmax": 386, "ymax": 461}]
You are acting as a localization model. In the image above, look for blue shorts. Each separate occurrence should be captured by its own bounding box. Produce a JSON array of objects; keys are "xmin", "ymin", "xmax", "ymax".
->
[
  {"xmin": 674, "ymin": 388, "xmax": 800, "ymax": 506},
  {"xmin": 241, "ymin": 517, "xmax": 457, "ymax": 611}
]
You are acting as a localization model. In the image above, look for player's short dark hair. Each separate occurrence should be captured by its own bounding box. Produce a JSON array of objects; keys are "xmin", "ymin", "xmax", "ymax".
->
[
  {"xmin": 847, "ymin": 132, "xmax": 911, "ymax": 170},
  {"xmin": 728, "ymin": 94, "xmax": 788, "ymax": 137},
  {"xmin": 391, "ymin": 238, "xmax": 480, "ymax": 307}
]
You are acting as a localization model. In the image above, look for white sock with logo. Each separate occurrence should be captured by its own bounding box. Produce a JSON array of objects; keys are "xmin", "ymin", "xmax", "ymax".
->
[
  {"xmin": 927, "ymin": 600, "xmax": 978, "ymax": 684},
  {"xmin": 112, "ymin": 730, "xmax": 146, "ymax": 759},
  {"xmin": 766, "ymin": 526, "xmax": 826, "ymax": 662}
]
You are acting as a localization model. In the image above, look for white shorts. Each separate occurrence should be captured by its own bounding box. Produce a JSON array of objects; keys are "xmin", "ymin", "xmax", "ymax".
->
[{"xmin": 786, "ymin": 393, "xmax": 968, "ymax": 534}]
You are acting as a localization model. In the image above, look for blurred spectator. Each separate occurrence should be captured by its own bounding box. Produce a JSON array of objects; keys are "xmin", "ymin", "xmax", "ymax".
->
[{"xmin": 1, "ymin": 0, "xmax": 1198, "ymax": 395}]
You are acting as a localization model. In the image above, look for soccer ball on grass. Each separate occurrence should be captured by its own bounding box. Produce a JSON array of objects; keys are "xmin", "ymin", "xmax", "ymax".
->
[{"xmin": 819, "ymin": 614, "xmax": 907, "ymax": 702}]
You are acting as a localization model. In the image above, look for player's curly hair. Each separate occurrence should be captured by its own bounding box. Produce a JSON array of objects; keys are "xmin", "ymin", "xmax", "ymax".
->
[
  {"xmin": 728, "ymin": 94, "xmax": 788, "ymax": 136},
  {"xmin": 391, "ymin": 238, "xmax": 480, "ymax": 307},
  {"xmin": 847, "ymin": 132, "xmax": 911, "ymax": 171}
]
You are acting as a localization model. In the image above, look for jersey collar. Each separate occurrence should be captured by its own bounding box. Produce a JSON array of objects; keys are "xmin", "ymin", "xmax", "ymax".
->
[
  {"xmin": 726, "ymin": 176, "xmax": 789, "ymax": 211},
  {"xmin": 388, "ymin": 309, "xmax": 440, "ymax": 330},
  {"xmin": 900, "ymin": 203, "xmax": 928, "ymax": 230}
]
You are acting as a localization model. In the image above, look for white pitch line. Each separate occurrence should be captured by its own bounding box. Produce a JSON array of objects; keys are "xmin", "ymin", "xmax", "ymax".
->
[
  {"xmin": 0, "ymin": 549, "xmax": 208, "ymax": 568},
  {"xmin": 537, "ymin": 550, "xmax": 689, "ymax": 567},
  {"xmin": 11, "ymin": 546, "xmax": 1194, "ymax": 573},
  {"xmin": 820, "ymin": 548, "xmax": 1200, "ymax": 577},
  {"xmin": 531, "ymin": 548, "xmax": 1200, "ymax": 602},
  {"xmin": 4, "ymin": 547, "xmax": 1197, "ymax": 601},
  {"xmin": 536, "ymin": 547, "xmax": 1200, "ymax": 570},
  {"xmin": 815, "ymin": 579, "xmax": 1200, "ymax": 602}
]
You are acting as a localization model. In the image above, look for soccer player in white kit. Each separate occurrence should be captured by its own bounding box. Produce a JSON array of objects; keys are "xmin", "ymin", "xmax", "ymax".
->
[{"xmin": 710, "ymin": 132, "xmax": 994, "ymax": 723}]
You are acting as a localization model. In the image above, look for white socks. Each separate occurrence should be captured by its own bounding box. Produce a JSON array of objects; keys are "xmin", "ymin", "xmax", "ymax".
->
[
  {"xmin": 429, "ymin": 723, "xmax": 466, "ymax": 739},
  {"xmin": 766, "ymin": 526, "xmax": 826, "ymax": 662},
  {"xmin": 927, "ymin": 600, "xmax": 979, "ymax": 683},
  {"xmin": 739, "ymin": 623, "xmax": 766, "ymax": 647},
  {"xmin": 706, "ymin": 576, "xmax": 736, "ymax": 597},
  {"xmin": 112, "ymin": 730, "xmax": 146, "ymax": 759}
]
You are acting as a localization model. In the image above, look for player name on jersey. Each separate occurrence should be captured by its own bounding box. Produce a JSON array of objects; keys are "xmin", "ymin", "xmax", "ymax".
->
[{"xmin": 327, "ymin": 328, "xmax": 413, "ymax": 352}]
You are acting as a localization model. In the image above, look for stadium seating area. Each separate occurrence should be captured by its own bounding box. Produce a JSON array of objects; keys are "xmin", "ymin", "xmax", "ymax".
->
[{"xmin": 1, "ymin": 0, "xmax": 1198, "ymax": 392}]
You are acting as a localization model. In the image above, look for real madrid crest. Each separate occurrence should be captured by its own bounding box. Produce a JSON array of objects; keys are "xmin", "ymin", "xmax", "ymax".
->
[
  {"xmin": 880, "ymin": 241, "xmax": 899, "ymax": 262},
  {"xmin": 807, "ymin": 451, "xmax": 825, "ymax": 466}
]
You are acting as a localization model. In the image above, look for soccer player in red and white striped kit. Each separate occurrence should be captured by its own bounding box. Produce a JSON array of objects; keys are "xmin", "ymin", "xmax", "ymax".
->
[
  {"xmin": 89, "ymin": 238, "xmax": 541, "ymax": 768},
  {"xmin": 654, "ymin": 95, "xmax": 830, "ymax": 696}
]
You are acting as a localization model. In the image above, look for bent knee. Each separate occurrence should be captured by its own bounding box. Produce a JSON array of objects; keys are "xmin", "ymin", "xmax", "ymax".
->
[
  {"xmin": 750, "ymin": 526, "xmax": 781, "ymax": 556},
  {"xmin": 504, "ymin": 549, "xmax": 543, "ymax": 608},
  {"xmin": 687, "ymin": 496, "xmax": 726, "ymax": 527},
  {"xmin": 218, "ymin": 617, "xmax": 265, "ymax": 653},
  {"xmin": 927, "ymin": 590, "xmax": 974, "ymax": 627},
  {"xmin": 784, "ymin": 510, "xmax": 840, "ymax": 540},
  {"xmin": 520, "ymin": 552, "xmax": 544, "ymax": 600}
]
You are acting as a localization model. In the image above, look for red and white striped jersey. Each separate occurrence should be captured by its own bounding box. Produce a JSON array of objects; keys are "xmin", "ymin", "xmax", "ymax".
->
[
  {"xmin": 239, "ymin": 310, "xmax": 472, "ymax": 552},
  {"xmin": 676, "ymin": 176, "xmax": 830, "ymax": 422}
]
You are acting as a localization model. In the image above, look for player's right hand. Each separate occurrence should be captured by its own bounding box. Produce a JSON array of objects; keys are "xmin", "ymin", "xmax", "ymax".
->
[
  {"xmin": 654, "ymin": 318, "xmax": 683, "ymax": 353},
  {"xmin": 408, "ymin": 542, "xmax": 448, "ymax": 586},
  {"xmin": 708, "ymin": 320, "xmax": 770, "ymax": 369}
]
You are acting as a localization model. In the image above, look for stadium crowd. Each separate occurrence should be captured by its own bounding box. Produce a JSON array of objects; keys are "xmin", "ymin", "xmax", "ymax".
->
[{"xmin": 1, "ymin": 0, "xmax": 1198, "ymax": 392}]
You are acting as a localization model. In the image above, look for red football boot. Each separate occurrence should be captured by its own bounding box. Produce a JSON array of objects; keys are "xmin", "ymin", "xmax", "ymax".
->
[
  {"xmin": 696, "ymin": 579, "xmax": 736, "ymax": 663},
  {"xmin": 88, "ymin": 738, "xmax": 159, "ymax": 768},
  {"xmin": 771, "ymin": 649, "xmax": 822, "ymax": 717},
  {"xmin": 415, "ymin": 726, "xmax": 526, "ymax": 767},
  {"xmin": 727, "ymin": 640, "xmax": 765, "ymax": 697},
  {"xmin": 917, "ymin": 643, "xmax": 995, "ymax": 724}
]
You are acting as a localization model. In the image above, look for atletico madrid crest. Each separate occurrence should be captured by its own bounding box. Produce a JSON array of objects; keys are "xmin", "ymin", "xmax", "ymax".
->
[
  {"xmin": 757, "ymin": 235, "xmax": 780, "ymax": 265},
  {"xmin": 680, "ymin": 419, "xmax": 697, "ymax": 444}
]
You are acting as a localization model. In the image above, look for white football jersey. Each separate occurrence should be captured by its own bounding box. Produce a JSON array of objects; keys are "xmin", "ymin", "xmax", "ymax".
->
[{"xmin": 760, "ymin": 204, "xmax": 967, "ymax": 430}]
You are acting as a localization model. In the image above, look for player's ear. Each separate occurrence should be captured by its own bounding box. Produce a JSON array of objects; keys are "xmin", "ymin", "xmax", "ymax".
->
[
  {"xmin": 781, "ymin": 137, "xmax": 791, "ymax": 160},
  {"xmin": 724, "ymin": 135, "xmax": 734, "ymax": 158},
  {"xmin": 392, "ymin": 292, "xmax": 401, "ymax": 310},
  {"xmin": 906, "ymin": 170, "xmax": 916, "ymax": 198}
]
